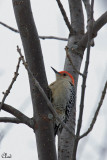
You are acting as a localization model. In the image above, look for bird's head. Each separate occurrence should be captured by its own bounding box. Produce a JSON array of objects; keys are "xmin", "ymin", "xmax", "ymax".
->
[{"xmin": 51, "ymin": 67, "xmax": 74, "ymax": 85}]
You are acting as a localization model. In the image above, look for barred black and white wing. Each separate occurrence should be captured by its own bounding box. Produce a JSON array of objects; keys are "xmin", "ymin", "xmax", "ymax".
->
[
  {"xmin": 64, "ymin": 84, "xmax": 75, "ymax": 123},
  {"xmin": 54, "ymin": 84, "xmax": 75, "ymax": 135}
]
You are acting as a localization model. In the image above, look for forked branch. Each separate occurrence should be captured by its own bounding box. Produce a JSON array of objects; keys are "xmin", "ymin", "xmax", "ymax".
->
[
  {"xmin": 78, "ymin": 11, "xmax": 107, "ymax": 50},
  {"xmin": 1, "ymin": 103, "xmax": 34, "ymax": 128},
  {"xmin": 0, "ymin": 57, "xmax": 21, "ymax": 111}
]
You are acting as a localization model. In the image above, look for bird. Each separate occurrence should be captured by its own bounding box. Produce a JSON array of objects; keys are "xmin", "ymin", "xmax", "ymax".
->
[{"xmin": 49, "ymin": 67, "xmax": 75, "ymax": 135}]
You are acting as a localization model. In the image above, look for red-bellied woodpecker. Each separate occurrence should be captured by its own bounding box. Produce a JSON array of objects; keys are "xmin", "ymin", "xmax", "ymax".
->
[{"xmin": 49, "ymin": 67, "xmax": 75, "ymax": 135}]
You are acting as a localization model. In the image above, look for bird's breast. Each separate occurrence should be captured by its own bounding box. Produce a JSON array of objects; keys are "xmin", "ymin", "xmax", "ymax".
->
[{"xmin": 49, "ymin": 80, "xmax": 72, "ymax": 110}]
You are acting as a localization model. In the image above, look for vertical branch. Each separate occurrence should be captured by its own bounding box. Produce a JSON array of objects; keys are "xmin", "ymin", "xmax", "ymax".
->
[
  {"xmin": 68, "ymin": 0, "xmax": 84, "ymax": 34},
  {"xmin": 12, "ymin": 0, "xmax": 57, "ymax": 160},
  {"xmin": 58, "ymin": 0, "xmax": 84, "ymax": 160},
  {"xmin": 72, "ymin": 0, "xmax": 94, "ymax": 159},
  {"xmin": 82, "ymin": 0, "xmax": 94, "ymax": 46},
  {"xmin": 56, "ymin": 0, "xmax": 73, "ymax": 33}
]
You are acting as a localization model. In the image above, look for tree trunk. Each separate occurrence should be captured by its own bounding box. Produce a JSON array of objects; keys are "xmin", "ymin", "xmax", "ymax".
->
[{"xmin": 12, "ymin": 0, "xmax": 57, "ymax": 160}]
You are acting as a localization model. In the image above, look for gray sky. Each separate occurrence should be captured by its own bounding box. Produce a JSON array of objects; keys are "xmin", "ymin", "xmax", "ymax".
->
[{"xmin": 0, "ymin": 0, "xmax": 107, "ymax": 160}]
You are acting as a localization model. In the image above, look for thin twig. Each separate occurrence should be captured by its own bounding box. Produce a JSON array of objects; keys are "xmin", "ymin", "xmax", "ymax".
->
[
  {"xmin": 17, "ymin": 45, "xmax": 75, "ymax": 137},
  {"xmin": 1, "ymin": 103, "xmax": 34, "ymax": 128},
  {"xmin": 56, "ymin": 0, "xmax": 73, "ymax": 33},
  {"xmin": 0, "ymin": 57, "xmax": 21, "ymax": 111},
  {"xmin": 65, "ymin": 46, "xmax": 84, "ymax": 77},
  {"xmin": 73, "ymin": 0, "xmax": 94, "ymax": 159},
  {"xmin": 76, "ymin": 0, "xmax": 94, "ymax": 137},
  {"xmin": 0, "ymin": 21, "xmax": 67, "ymax": 41},
  {"xmin": 79, "ymin": 81, "xmax": 107, "ymax": 139},
  {"xmin": 0, "ymin": 21, "xmax": 19, "ymax": 33},
  {"xmin": 39, "ymin": 36, "xmax": 67, "ymax": 41}
]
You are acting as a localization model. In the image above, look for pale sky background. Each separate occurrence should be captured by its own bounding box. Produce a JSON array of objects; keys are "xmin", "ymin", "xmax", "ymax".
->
[{"xmin": 0, "ymin": 0, "xmax": 107, "ymax": 160}]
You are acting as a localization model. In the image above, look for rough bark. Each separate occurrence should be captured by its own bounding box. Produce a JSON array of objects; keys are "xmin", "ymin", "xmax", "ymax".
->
[
  {"xmin": 58, "ymin": 1, "xmax": 107, "ymax": 160},
  {"xmin": 58, "ymin": 0, "xmax": 84, "ymax": 160},
  {"xmin": 12, "ymin": 0, "xmax": 57, "ymax": 160},
  {"xmin": 11, "ymin": 1, "xmax": 107, "ymax": 160}
]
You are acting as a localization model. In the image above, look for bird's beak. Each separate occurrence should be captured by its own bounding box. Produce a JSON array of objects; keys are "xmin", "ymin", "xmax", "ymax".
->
[{"xmin": 51, "ymin": 67, "xmax": 60, "ymax": 75}]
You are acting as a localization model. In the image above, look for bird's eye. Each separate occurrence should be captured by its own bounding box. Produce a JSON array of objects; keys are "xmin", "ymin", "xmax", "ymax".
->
[{"xmin": 63, "ymin": 73, "xmax": 66, "ymax": 76}]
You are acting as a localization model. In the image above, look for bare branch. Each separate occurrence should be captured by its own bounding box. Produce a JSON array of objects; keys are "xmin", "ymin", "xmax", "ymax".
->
[
  {"xmin": 68, "ymin": 0, "xmax": 84, "ymax": 34},
  {"xmin": 0, "ymin": 97, "xmax": 31, "ymax": 143},
  {"xmin": 78, "ymin": 0, "xmax": 94, "ymax": 140},
  {"xmin": 78, "ymin": 11, "xmax": 107, "ymax": 50},
  {"xmin": 82, "ymin": 0, "xmax": 95, "ymax": 46},
  {"xmin": 82, "ymin": 0, "xmax": 91, "ymax": 21},
  {"xmin": 0, "ymin": 21, "xmax": 67, "ymax": 41},
  {"xmin": 65, "ymin": 46, "xmax": 84, "ymax": 77},
  {"xmin": 0, "ymin": 57, "xmax": 21, "ymax": 111},
  {"xmin": 73, "ymin": 0, "xmax": 94, "ymax": 158},
  {"xmin": 0, "ymin": 21, "xmax": 19, "ymax": 33},
  {"xmin": 79, "ymin": 81, "xmax": 107, "ymax": 139},
  {"xmin": 1, "ymin": 103, "xmax": 34, "ymax": 128},
  {"xmin": 58, "ymin": 0, "xmax": 84, "ymax": 158},
  {"xmin": 12, "ymin": 1, "xmax": 57, "ymax": 159},
  {"xmin": 39, "ymin": 36, "xmax": 67, "ymax": 41},
  {"xmin": 17, "ymin": 46, "xmax": 75, "ymax": 137},
  {"xmin": 0, "ymin": 117, "xmax": 23, "ymax": 124},
  {"xmin": 56, "ymin": 0, "xmax": 73, "ymax": 33}
]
